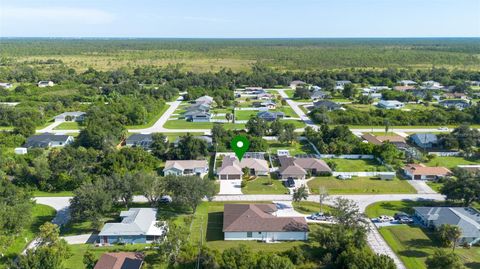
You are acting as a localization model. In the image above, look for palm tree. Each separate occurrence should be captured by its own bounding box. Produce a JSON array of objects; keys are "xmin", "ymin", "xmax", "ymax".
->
[
  {"xmin": 438, "ymin": 224, "xmax": 462, "ymax": 252},
  {"xmin": 225, "ymin": 113, "xmax": 232, "ymax": 123},
  {"xmin": 318, "ymin": 186, "xmax": 329, "ymax": 213},
  {"xmin": 292, "ymin": 186, "xmax": 308, "ymax": 202}
]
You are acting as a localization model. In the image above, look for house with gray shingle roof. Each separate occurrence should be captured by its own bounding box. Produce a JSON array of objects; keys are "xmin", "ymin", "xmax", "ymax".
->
[
  {"xmin": 163, "ymin": 160, "xmax": 208, "ymax": 176},
  {"xmin": 98, "ymin": 208, "xmax": 166, "ymax": 245},
  {"xmin": 257, "ymin": 111, "xmax": 284, "ymax": 121},
  {"xmin": 223, "ymin": 204, "xmax": 308, "ymax": 241},
  {"xmin": 126, "ymin": 134, "xmax": 154, "ymax": 149},
  {"xmin": 278, "ymin": 156, "xmax": 331, "ymax": 179},
  {"xmin": 410, "ymin": 133, "xmax": 438, "ymax": 149},
  {"xmin": 54, "ymin": 111, "xmax": 86, "ymax": 122},
  {"xmin": 414, "ymin": 207, "xmax": 480, "ymax": 245},
  {"xmin": 24, "ymin": 133, "xmax": 74, "ymax": 148}
]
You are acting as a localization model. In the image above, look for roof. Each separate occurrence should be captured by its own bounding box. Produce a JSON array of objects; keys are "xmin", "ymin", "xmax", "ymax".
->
[
  {"xmin": 195, "ymin": 95, "xmax": 213, "ymax": 104},
  {"xmin": 410, "ymin": 133, "xmax": 438, "ymax": 145},
  {"xmin": 414, "ymin": 207, "xmax": 480, "ymax": 239},
  {"xmin": 217, "ymin": 155, "xmax": 269, "ymax": 175},
  {"xmin": 99, "ymin": 208, "xmax": 162, "ymax": 236},
  {"xmin": 126, "ymin": 133, "xmax": 153, "ymax": 144},
  {"xmin": 54, "ymin": 111, "xmax": 85, "ymax": 118},
  {"xmin": 398, "ymin": 80, "xmax": 417, "ymax": 85},
  {"xmin": 362, "ymin": 134, "xmax": 406, "ymax": 145},
  {"xmin": 223, "ymin": 204, "xmax": 308, "ymax": 232},
  {"xmin": 403, "ymin": 163, "xmax": 451, "ymax": 176},
  {"xmin": 24, "ymin": 133, "xmax": 72, "ymax": 148},
  {"xmin": 378, "ymin": 100, "xmax": 404, "ymax": 107},
  {"xmin": 290, "ymin": 80, "xmax": 306, "ymax": 85},
  {"xmin": 257, "ymin": 111, "xmax": 284, "ymax": 119},
  {"xmin": 313, "ymin": 100, "xmax": 341, "ymax": 110},
  {"xmin": 457, "ymin": 165, "xmax": 480, "ymax": 173},
  {"xmin": 278, "ymin": 156, "xmax": 331, "ymax": 175},
  {"xmin": 94, "ymin": 252, "xmax": 144, "ymax": 269},
  {"xmin": 393, "ymin": 85, "xmax": 416, "ymax": 91},
  {"xmin": 164, "ymin": 160, "xmax": 208, "ymax": 172}
]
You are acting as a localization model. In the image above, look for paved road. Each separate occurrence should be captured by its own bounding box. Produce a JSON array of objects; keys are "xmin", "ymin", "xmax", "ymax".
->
[
  {"xmin": 274, "ymin": 89, "xmax": 318, "ymax": 129},
  {"xmin": 36, "ymin": 121, "xmax": 63, "ymax": 133},
  {"xmin": 366, "ymin": 220, "xmax": 406, "ymax": 269}
]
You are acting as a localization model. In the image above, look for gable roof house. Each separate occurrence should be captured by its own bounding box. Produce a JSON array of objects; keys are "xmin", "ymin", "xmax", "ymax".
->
[
  {"xmin": 195, "ymin": 95, "xmax": 214, "ymax": 105},
  {"xmin": 410, "ymin": 133, "xmax": 438, "ymax": 149},
  {"xmin": 278, "ymin": 156, "xmax": 331, "ymax": 179},
  {"xmin": 98, "ymin": 208, "xmax": 166, "ymax": 245},
  {"xmin": 457, "ymin": 165, "xmax": 480, "ymax": 174},
  {"xmin": 257, "ymin": 111, "xmax": 284, "ymax": 121},
  {"xmin": 439, "ymin": 100, "xmax": 471, "ymax": 110},
  {"xmin": 37, "ymin": 80, "xmax": 54, "ymax": 87},
  {"xmin": 361, "ymin": 133, "xmax": 408, "ymax": 149},
  {"xmin": 403, "ymin": 163, "xmax": 451, "ymax": 180},
  {"xmin": 163, "ymin": 160, "xmax": 208, "ymax": 176},
  {"xmin": 443, "ymin": 92, "xmax": 469, "ymax": 100},
  {"xmin": 223, "ymin": 204, "xmax": 309, "ymax": 241},
  {"xmin": 313, "ymin": 100, "xmax": 341, "ymax": 111},
  {"xmin": 217, "ymin": 155, "xmax": 269, "ymax": 180},
  {"xmin": 126, "ymin": 133, "xmax": 154, "ymax": 149},
  {"xmin": 398, "ymin": 80, "xmax": 417, "ymax": 86},
  {"xmin": 94, "ymin": 252, "xmax": 144, "ymax": 269},
  {"xmin": 24, "ymin": 133, "xmax": 74, "ymax": 148},
  {"xmin": 420, "ymin": 81, "xmax": 443, "ymax": 90},
  {"xmin": 377, "ymin": 100, "xmax": 405, "ymax": 109},
  {"xmin": 393, "ymin": 85, "xmax": 416, "ymax": 91},
  {"xmin": 54, "ymin": 111, "xmax": 86, "ymax": 122},
  {"xmin": 186, "ymin": 111, "xmax": 211, "ymax": 122},
  {"xmin": 256, "ymin": 92, "xmax": 273, "ymax": 100},
  {"xmin": 310, "ymin": 90, "xmax": 329, "ymax": 101},
  {"xmin": 289, "ymin": 80, "xmax": 307, "ymax": 89},
  {"xmin": 253, "ymin": 100, "xmax": 276, "ymax": 109},
  {"xmin": 414, "ymin": 207, "xmax": 480, "ymax": 245}
]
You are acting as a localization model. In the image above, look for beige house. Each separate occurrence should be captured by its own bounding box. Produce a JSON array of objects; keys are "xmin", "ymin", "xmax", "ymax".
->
[
  {"xmin": 163, "ymin": 160, "xmax": 208, "ymax": 176},
  {"xmin": 403, "ymin": 163, "xmax": 451, "ymax": 180},
  {"xmin": 278, "ymin": 156, "xmax": 331, "ymax": 179},
  {"xmin": 217, "ymin": 155, "xmax": 269, "ymax": 180}
]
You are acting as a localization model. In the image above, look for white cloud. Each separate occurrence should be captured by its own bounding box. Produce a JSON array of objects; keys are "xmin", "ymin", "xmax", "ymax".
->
[{"xmin": 0, "ymin": 6, "xmax": 115, "ymax": 25}]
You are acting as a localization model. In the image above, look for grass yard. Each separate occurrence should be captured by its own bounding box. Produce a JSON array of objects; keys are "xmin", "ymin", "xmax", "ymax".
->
[
  {"xmin": 163, "ymin": 120, "xmax": 244, "ymax": 130},
  {"xmin": 53, "ymin": 121, "xmax": 82, "ymax": 130},
  {"xmin": 425, "ymin": 156, "xmax": 479, "ymax": 169},
  {"xmin": 0, "ymin": 204, "xmax": 56, "ymax": 268},
  {"xmin": 292, "ymin": 201, "xmax": 332, "ymax": 215},
  {"xmin": 126, "ymin": 103, "xmax": 170, "ymax": 129},
  {"xmin": 308, "ymin": 177, "xmax": 416, "ymax": 194},
  {"xmin": 364, "ymin": 200, "xmax": 448, "ymax": 218},
  {"xmin": 242, "ymin": 177, "xmax": 289, "ymax": 194},
  {"xmin": 33, "ymin": 190, "xmax": 74, "ymax": 197},
  {"xmin": 267, "ymin": 139, "xmax": 316, "ymax": 156},
  {"xmin": 164, "ymin": 132, "xmax": 204, "ymax": 142},
  {"xmin": 426, "ymin": 182, "xmax": 443, "ymax": 193},
  {"xmin": 234, "ymin": 110, "xmax": 257, "ymax": 120},
  {"xmin": 325, "ymin": 158, "xmax": 387, "ymax": 172},
  {"xmin": 379, "ymin": 225, "xmax": 480, "ymax": 269}
]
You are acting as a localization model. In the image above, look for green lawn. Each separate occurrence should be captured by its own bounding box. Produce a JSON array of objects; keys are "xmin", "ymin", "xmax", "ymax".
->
[
  {"xmin": 379, "ymin": 225, "xmax": 480, "ymax": 269},
  {"xmin": 267, "ymin": 139, "xmax": 316, "ymax": 156},
  {"xmin": 242, "ymin": 177, "xmax": 289, "ymax": 194},
  {"xmin": 325, "ymin": 158, "xmax": 387, "ymax": 172},
  {"xmin": 292, "ymin": 201, "xmax": 332, "ymax": 214},
  {"xmin": 425, "ymin": 156, "xmax": 479, "ymax": 169},
  {"xmin": 426, "ymin": 182, "xmax": 443, "ymax": 193},
  {"xmin": 163, "ymin": 120, "xmax": 244, "ymax": 130},
  {"xmin": 126, "ymin": 103, "xmax": 170, "ymax": 129},
  {"xmin": 33, "ymin": 190, "xmax": 74, "ymax": 197},
  {"xmin": 164, "ymin": 132, "xmax": 204, "ymax": 142},
  {"xmin": 234, "ymin": 110, "xmax": 257, "ymax": 120},
  {"xmin": 278, "ymin": 105, "xmax": 299, "ymax": 117},
  {"xmin": 0, "ymin": 204, "xmax": 56, "ymax": 268},
  {"xmin": 53, "ymin": 121, "xmax": 81, "ymax": 130},
  {"xmin": 308, "ymin": 177, "xmax": 416, "ymax": 194},
  {"xmin": 364, "ymin": 200, "xmax": 448, "ymax": 218}
]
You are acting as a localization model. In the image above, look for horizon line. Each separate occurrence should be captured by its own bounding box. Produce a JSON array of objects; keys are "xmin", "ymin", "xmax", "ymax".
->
[{"xmin": 1, "ymin": 36, "xmax": 479, "ymax": 40}]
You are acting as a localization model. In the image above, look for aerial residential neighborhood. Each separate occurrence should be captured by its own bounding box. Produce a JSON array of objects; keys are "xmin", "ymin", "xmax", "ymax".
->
[{"xmin": 0, "ymin": 1, "xmax": 479, "ymax": 269}]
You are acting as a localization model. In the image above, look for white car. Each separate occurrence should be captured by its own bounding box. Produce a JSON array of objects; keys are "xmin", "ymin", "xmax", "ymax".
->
[
  {"xmin": 438, "ymin": 127, "xmax": 449, "ymax": 131},
  {"xmin": 378, "ymin": 215, "xmax": 395, "ymax": 222}
]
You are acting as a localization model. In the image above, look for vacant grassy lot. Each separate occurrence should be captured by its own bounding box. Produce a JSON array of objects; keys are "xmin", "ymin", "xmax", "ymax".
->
[
  {"xmin": 379, "ymin": 225, "xmax": 480, "ymax": 269},
  {"xmin": 0, "ymin": 204, "xmax": 56, "ymax": 268},
  {"xmin": 292, "ymin": 201, "xmax": 332, "ymax": 215},
  {"xmin": 53, "ymin": 121, "xmax": 81, "ymax": 130},
  {"xmin": 242, "ymin": 177, "xmax": 289, "ymax": 194},
  {"xmin": 267, "ymin": 140, "xmax": 316, "ymax": 156},
  {"xmin": 308, "ymin": 177, "xmax": 416, "ymax": 194},
  {"xmin": 364, "ymin": 200, "xmax": 448, "ymax": 218},
  {"xmin": 325, "ymin": 158, "xmax": 387, "ymax": 172},
  {"xmin": 425, "ymin": 156, "xmax": 479, "ymax": 169}
]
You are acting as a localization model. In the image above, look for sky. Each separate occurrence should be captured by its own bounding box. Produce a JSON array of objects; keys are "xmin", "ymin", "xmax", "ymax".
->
[{"xmin": 0, "ymin": 0, "xmax": 479, "ymax": 38}]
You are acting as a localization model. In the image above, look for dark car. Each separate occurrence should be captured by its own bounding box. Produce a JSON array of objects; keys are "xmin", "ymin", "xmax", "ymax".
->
[
  {"xmin": 394, "ymin": 212, "xmax": 410, "ymax": 220},
  {"xmin": 284, "ymin": 177, "xmax": 295, "ymax": 188}
]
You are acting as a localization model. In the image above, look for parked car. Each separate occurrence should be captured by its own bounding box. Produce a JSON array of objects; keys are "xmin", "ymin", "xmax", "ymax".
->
[
  {"xmin": 159, "ymin": 195, "xmax": 172, "ymax": 203},
  {"xmin": 399, "ymin": 217, "xmax": 414, "ymax": 224},
  {"xmin": 394, "ymin": 212, "xmax": 410, "ymax": 220},
  {"xmin": 309, "ymin": 212, "xmax": 326, "ymax": 221},
  {"xmin": 378, "ymin": 215, "xmax": 395, "ymax": 222},
  {"xmin": 284, "ymin": 177, "xmax": 295, "ymax": 188},
  {"xmin": 337, "ymin": 174, "xmax": 352, "ymax": 180},
  {"xmin": 438, "ymin": 126, "xmax": 449, "ymax": 131}
]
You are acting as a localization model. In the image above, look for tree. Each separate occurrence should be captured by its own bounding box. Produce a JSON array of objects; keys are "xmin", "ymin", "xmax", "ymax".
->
[
  {"xmin": 342, "ymin": 83, "xmax": 356, "ymax": 98},
  {"xmin": 332, "ymin": 197, "xmax": 366, "ymax": 228},
  {"xmin": 441, "ymin": 168, "xmax": 480, "ymax": 206},
  {"xmin": 292, "ymin": 186, "xmax": 308, "ymax": 202},
  {"xmin": 110, "ymin": 172, "xmax": 138, "ymax": 208},
  {"xmin": 225, "ymin": 112, "xmax": 233, "ymax": 123},
  {"xmin": 438, "ymin": 224, "xmax": 462, "ymax": 251},
  {"xmin": 246, "ymin": 116, "xmax": 269, "ymax": 137},
  {"xmin": 270, "ymin": 119, "xmax": 283, "ymax": 136},
  {"xmin": 336, "ymin": 247, "xmax": 395, "ymax": 269},
  {"xmin": 425, "ymin": 249, "xmax": 465, "ymax": 269},
  {"xmin": 374, "ymin": 142, "xmax": 402, "ymax": 165},
  {"xmin": 172, "ymin": 134, "xmax": 209, "ymax": 160},
  {"xmin": 137, "ymin": 172, "xmax": 165, "ymax": 206},
  {"xmin": 294, "ymin": 87, "xmax": 310, "ymax": 100},
  {"xmin": 83, "ymin": 249, "xmax": 97, "ymax": 269},
  {"xmin": 151, "ymin": 133, "xmax": 168, "ymax": 159},
  {"xmin": 278, "ymin": 123, "xmax": 298, "ymax": 144},
  {"xmin": 164, "ymin": 175, "xmax": 215, "ymax": 212},
  {"xmin": 69, "ymin": 180, "xmax": 113, "ymax": 228},
  {"xmin": 221, "ymin": 245, "xmax": 256, "ymax": 269},
  {"xmin": 255, "ymin": 252, "xmax": 295, "ymax": 269},
  {"xmin": 318, "ymin": 186, "xmax": 329, "ymax": 212},
  {"xmin": 13, "ymin": 117, "xmax": 36, "ymax": 137}
]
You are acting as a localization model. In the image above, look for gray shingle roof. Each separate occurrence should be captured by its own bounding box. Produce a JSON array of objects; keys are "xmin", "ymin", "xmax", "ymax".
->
[
  {"xmin": 411, "ymin": 133, "xmax": 438, "ymax": 145},
  {"xmin": 24, "ymin": 133, "xmax": 72, "ymax": 148},
  {"xmin": 415, "ymin": 207, "xmax": 480, "ymax": 239},
  {"xmin": 99, "ymin": 208, "xmax": 158, "ymax": 236}
]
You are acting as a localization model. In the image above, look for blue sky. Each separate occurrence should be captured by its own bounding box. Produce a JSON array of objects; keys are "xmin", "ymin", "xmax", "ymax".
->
[{"xmin": 1, "ymin": 0, "xmax": 479, "ymax": 37}]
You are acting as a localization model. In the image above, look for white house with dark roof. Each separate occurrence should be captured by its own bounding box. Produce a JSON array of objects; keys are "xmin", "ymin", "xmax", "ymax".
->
[
  {"xmin": 223, "ymin": 204, "xmax": 308, "ymax": 241},
  {"xmin": 377, "ymin": 100, "xmax": 405, "ymax": 109},
  {"xmin": 37, "ymin": 80, "xmax": 54, "ymax": 87},
  {"xmin": 24, "ymin": 133, "xmax": 74, "ymax": 148},
  {"xmin": 163, "ymin": 160, "xmax": 208, "ymax": 176},
  {"xmin": 98, "ymin": 208, "xmax": 166, "ymax": 245},
  {"xmin": 54, "ymin": 111, "xmax": 86, "ymax": 122},
  {"xmin": 126, "ymin": 133, "xmax": 154, "ymax": 149},
  {"xmin": 414, "ymin": 207, "xmax": 480, "ymax": 245},
  {"xmin": 289, "ymin": 80, "xmax": 307, "ymax": 89}
]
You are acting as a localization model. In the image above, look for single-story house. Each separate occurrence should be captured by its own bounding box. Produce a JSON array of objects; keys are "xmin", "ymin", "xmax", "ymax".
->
[
  {"xmin": 277, "ymin": 149, "xmax": 290, "ymax": 156},
  {"xmin": 311, "ymin": 85, "xmax": 322, "ymax": 91},
  {"xmin": 278, "ymin": 156, "xmax": 331, "ymax": 180},
  {"xmin": 244, "ymin": 87, "xmax": 263, "ymax": 93},
  {"xmin": 37, "ymin": 80, "xmax": 54, "ymax": 87},
  {"xmin": 186, "ymin": 112, "xmax": 211, "ymax": 122},
  {"xmin": 126, "ymin": 133, "xmax": 154, "ymax": 149},
  {"xmin": 257, "ymin": 111, "xmax": 284, "ymax": 121},
  {"xmin": 403, "ymin": 163, "xmax": 451, "ymax": 180},
  {"xmin": 362, "ymin": 133, "xmax": 408, "ymax": 148},
  {"xmin": 256, "ymin": 92, "xmax": 273, "ymax": 100},
  {"xmin": 377, "ymin": 100, "xmax": 405, "ymax": 109},
  {"xmin": 217, "ymin": 155, "xmax": 269, "ymax": 180},
  {"xmin": 290, "ymin": 80, "xmax": 307, "ymax": 89},
  {"xmin": 98, "ymin": 208, "xmax": 166, "ymax": 245},
  {"xmin": 223, "ymin": 203, "xmax": 309, "ymax": 241},
  {"xmin": 468, "ymin": 81, "xmax": 480, "ymax": 87},
  {"xmin": 393, "ymin": 85, "xmax": 416, "ymax": 91},
  {"xmin": 54, "ymin": 111, "xmax": 86, "ymax": 122},
  {"xmin": 421, "ymin": 81, "xmax": 442, "ymax": 90},
  {"xmin": 310, "ymin": 90, "xmax": 329, "ymax": 101},
  {"xmin": 173, "ymin": 135, "xmax": 213, "ymax": 147},
  {"xmin": 163, "ymin": 160, "xmax": 208, "ymax": 176},
  {"xmin": 24, "ymin": 133, "xmax": 74, "ymax": 148},
  {"xmin": 94, "ymin": 252, "xmax": 144, "ymax": 269},
  {"xmin": 457, "ymin": 165, "xmax": 480, "ymax": 174},
  {"xmin": 398, "ymin": 80, "xmax": 417, "ymax": 86},
  {"xmin": 0, "ymin": 82, "xmax": 13, "ymax": 89},
  {"xmin": 253, "ymin": 100, "xmax": 276, "ymax": 109},
  {"xmin": 443, "ymin": 92, "xmax": 469, "ymax": 100},
  {"xmin": 185, "ymin": 103, "xmax": 210, "ymax": 114},
  {"xmin": 410, "ymin": 133, "xmax": 438, "ymax": 149},
  {"xmin": 14, "ymin": 147, "xmax": 28, "ymax": 155},
  {"xmin": 439, "ymin": 100, "xmax": 471, "ymax": 110},
  {"xmin": 414, "ymin": 207, "xmax": 480, "ymax": 245},
  {"xmin": 313, "ymin": 100, "xmax": 341, "ymax": 111},
  {"xmin": 334, "ymin": 80, "xmax": 351, "ymax": 90},
  {"xmin": 195, "ymin": 95, "xmax": 213, "ymax": 105}
]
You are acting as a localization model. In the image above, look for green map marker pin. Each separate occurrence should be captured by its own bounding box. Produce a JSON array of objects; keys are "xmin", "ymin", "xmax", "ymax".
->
[{"xmin": 231, "ymin": 135, "xmax": 250, "ymax": 161}]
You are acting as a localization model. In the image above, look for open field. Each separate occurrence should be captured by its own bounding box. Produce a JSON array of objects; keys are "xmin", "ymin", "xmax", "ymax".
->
[
  {"xmin": 0, "ymin": 204, "xmax": 56, "ymax": 268},
  {"xmin": 325, "ymin": 158, "xmax": 387, "ymax": 172},
  {"xmin": 425, "ymin": 156, "xmax": 479, "ymax": 169},
  {"xmin": 267, "ymin": 140, "xmax": 316, "ymax": 156},
  {"xmin": 308, "ymin": 177, "xmax": 416, "ymax": 194}
]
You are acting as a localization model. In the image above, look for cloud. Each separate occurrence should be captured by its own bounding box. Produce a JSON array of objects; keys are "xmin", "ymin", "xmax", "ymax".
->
[{"xmin": 0, "ymin": 6, "xmax": 115, "ymax": 25}]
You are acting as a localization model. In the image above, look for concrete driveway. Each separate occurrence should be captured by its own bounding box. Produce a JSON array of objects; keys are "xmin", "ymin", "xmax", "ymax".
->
[
  {"xmin": 407, "ymin": 180, "xmax": 436, "ymax": 194},
  {"xmin": 61, "ymin": 233, "xmax": 98, "ymax": 244},
  {"xmin": 272, "ymin": 201, "xmax": 306, "ymax": 217},
  {"xmin": 218, "ymin": 180, "xmax": 243, "ymax": 195}
]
